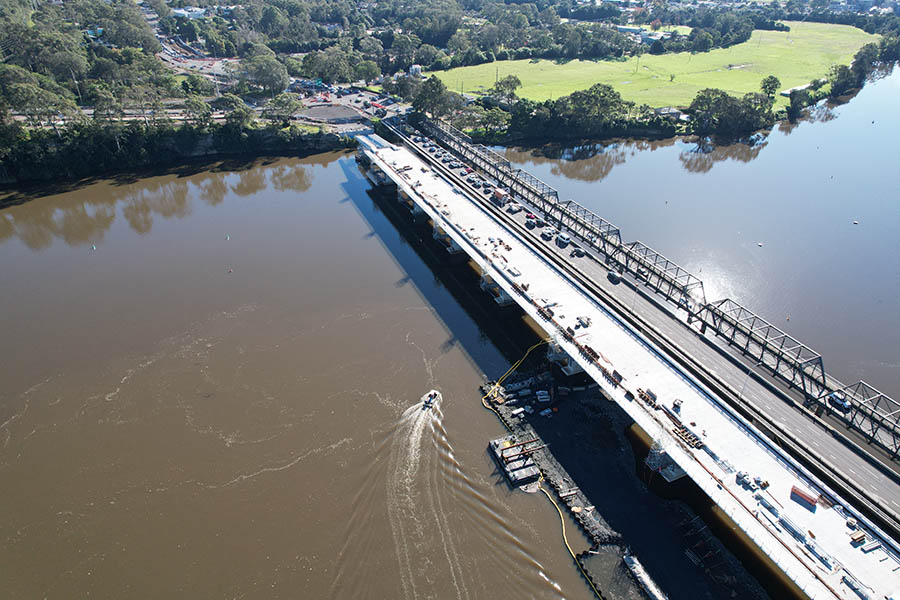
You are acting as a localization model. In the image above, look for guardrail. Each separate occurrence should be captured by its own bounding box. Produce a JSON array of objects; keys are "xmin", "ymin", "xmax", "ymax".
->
[{"xmin": 390, "ymin": 116, "xmax": 900, "ymax": 459}]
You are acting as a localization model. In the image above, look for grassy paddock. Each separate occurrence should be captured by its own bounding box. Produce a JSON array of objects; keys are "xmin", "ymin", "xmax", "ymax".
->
[{"xmin": 434, "ymin": 22, "xmax": 877, "ymax": 107}]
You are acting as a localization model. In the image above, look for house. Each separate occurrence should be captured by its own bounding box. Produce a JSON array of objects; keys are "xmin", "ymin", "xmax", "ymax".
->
[
  {"xmin": 172, "ymin": 7, "xmax": 208, "ymax": 19},
  {"xmin": 655, "ymin": 106, "xmax": 689, "ymax": 121}
]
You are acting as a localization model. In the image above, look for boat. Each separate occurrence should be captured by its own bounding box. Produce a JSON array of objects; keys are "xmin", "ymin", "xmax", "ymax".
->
[
  {"xmin": 422, "ymin": 390, "xmax": 440, "ymax": 410},
  {"xmin": 623, "ymin": 552, "xmax": 668, "ymax": 600}
]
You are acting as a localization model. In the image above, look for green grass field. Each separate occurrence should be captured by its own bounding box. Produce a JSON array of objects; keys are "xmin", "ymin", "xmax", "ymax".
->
[{"xmin": 434, "ymin": 22, "xmax": 877, "ymax": 108}]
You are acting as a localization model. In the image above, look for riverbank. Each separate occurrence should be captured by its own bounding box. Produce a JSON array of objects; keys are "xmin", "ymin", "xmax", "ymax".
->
[{"xmin": 0, "ymin": 122, "xmax": 356, "ymax": 189}]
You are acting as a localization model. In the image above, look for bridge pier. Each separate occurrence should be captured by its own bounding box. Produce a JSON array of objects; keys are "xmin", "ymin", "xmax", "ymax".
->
[
  {"xmin": 432, "ymin": 222, "xmax": 466, "ymax": 257},
  {"xmin": 479, "ymin": 273, "xmax": 515, "ymax": 307}
]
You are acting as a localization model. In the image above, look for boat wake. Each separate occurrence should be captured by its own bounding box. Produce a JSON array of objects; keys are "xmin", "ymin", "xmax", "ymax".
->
[{"xmin": 385, "ymin": 391, "xmax": 471, "ymax": 600}]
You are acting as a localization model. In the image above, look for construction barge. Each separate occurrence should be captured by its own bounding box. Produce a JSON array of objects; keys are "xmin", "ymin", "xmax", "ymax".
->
[
  {"xmin": 488, "ymin": 435, "xmax": 542, "ymax": 493},
  {"xmin": 481, "ymin": 380, "xmax": 621, "ymax": 547}
]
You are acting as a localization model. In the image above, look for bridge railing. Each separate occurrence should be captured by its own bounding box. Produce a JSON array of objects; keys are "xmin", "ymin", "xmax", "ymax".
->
[
  {"xmin": 620, "ymin": 240, "xmax": 707, "ymax": 309},
  {"xmin": 400, "ymin": 116, "xmax": 900, "ymax": 458},
  {"xmin": 697, "ymin": 299, "xmax": 827, "ymax": 397},
  {"xmin": 831, "ymin": 381, "xmax": 900, "ymax": 458}
]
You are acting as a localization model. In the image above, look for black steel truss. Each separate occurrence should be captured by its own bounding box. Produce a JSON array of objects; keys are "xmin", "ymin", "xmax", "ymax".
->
[
  {"xmin": 622, "ymin": 241, "xmax": 706, "ymax": 310},
  {"xmin": 424, "ymin": 119, "xmax": 561, "ymax": 212},
  {"xmin": 555, "ymin": 200, "xmax": 622, "ymax": 257},
  {"xmin": 699, "ymin": 299, "xmax": 827, "ymax": 398},
  {"xmin": 827, "ymin": 381, "xmax": 900, "ymax": 457},
  {"xmin": 408, "ymin": 117, "xmax": 900, "ymax": 458}
]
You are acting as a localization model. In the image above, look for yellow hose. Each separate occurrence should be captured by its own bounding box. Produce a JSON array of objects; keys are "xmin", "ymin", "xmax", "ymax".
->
[
  {"xmin": 478, "ymin": 341, "xmax": 604, "ymax": 599},
  {"xmin": 538, "ymin": 479, "xmax": 605, "ymax": 600},
  {"xmin": 481, "ymin": 339, "xmax": 548, "ymax": 402}
]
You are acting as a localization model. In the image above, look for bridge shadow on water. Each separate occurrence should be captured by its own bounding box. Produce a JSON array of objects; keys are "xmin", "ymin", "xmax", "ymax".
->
[
  {"xmin": 335, "ymin": 157, "xmax": 782, "ymax": 600},
  {"xmin": 337, "ymin": 157, "xmax": 544, "ymax": 374}
]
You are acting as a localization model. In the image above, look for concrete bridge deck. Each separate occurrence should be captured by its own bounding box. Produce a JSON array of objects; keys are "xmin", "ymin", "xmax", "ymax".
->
[{"xmin": 357, "ymin": 134, "xmax": 900, "ymax": 600}]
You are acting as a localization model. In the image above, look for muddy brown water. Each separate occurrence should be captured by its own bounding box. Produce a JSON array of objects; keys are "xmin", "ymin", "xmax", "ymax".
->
[
  {"xmin": 3, "ymin": 69, "xmax": 897, "ymax": 600},
  {"xmin": 0, "ymin": 155, "xmax": 599, "ymax": 599}
]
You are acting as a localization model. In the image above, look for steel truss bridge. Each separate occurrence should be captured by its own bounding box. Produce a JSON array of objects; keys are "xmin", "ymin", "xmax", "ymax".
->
[{"xmin": 416, "ymin": 116, "xmax": 900, "ymax": 458}]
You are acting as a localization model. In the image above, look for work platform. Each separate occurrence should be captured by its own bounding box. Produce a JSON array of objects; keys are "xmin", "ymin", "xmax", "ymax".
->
[{"xmin": 357, "ymin": 133, "xmax": 900, "ymax": 600}]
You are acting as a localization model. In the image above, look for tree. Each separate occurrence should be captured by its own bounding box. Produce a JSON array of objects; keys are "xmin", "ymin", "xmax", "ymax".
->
[
  {"xmin": 217, "ymin": 94, "xmax": 255, "ymax": 129},
  {"xmin": 851, "ymin": 43, "xmax": 880, "ymax": 86},
  {"xmin": 692, "ymin": 31, "xmax": 714, "ymax": 52},
  {"xmin": 482, "ymin": 107, "xmax": 510, "ymax": 131},
  {"xmin": 184, "ymin": 95, "xmax": 212, "ymax": 129},
  {"xmin": 240, "ymin": 55, "xmax": 289, "ymax": 96},
  {"xmin": 688, "ymin": 88, "xmax": 775, "ymax": 136},
  {"xmin": 650, "ymin": 19, "xmax": 662, "ymax": 31},
  {"xmin": 92, "ymin": 88, "xmax": 124, "ymax": 124},
  {"xmin": 355, "ymin": 60, "xmax": 381, "ymax": 84},
  {"xmin": 10, "ymin": 82, "xmax": 77, "ymax": 136},
  {"xmin": 828, "ymin": 64, "xmax": 855, "ymax": 98},
  {"xmin": 413, "ymin": 76, "xmax": 452, "ymax": 117},
  {"xmin": 413, "ymin": 44, "xmax": 441, "ymax": 68},
  {"xmin": 492, "ymin": 74, "xmax": 522, "ymax": 104},
  {"xmin": 262, "ymin": 93, "xmax": 302, "ymax": 127},
  {"xmin": 760, "ymin": 75, "xmax": 781, "ymax": 98},
  {"xmin": 787, "ymin": 88, "xmax": 810, "ymax": 121}
]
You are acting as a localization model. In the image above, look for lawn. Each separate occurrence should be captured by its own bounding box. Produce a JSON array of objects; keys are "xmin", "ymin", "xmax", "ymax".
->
[{"xmin": 433, "ymin": 22, "xmax": 877, "ymax": 108}]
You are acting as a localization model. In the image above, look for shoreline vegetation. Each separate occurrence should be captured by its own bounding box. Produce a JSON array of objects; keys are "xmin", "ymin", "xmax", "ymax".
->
[
  {"xmin": 1, "ymin": 0, "xmax": 898, "ymax": 185},
  {"xmin": 397, "ymin": 35, "xmax": 897, "ymax": 145},
  {"xmin": 0, "ymin": 120, "xmax": 355, "ymax": 187}
]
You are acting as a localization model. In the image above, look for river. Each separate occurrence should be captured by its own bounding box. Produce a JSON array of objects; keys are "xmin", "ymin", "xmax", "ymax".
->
[
  {"xmin": 1, "ymin": 69, "xmax": 896, "ymax": 600},
  {"xmin": 0, "ymin": 155, "xmax": 603, "ymax": 598},
  {"xmin": 501, "ymin": 65, "xmax": 900, "ymax": 399}
]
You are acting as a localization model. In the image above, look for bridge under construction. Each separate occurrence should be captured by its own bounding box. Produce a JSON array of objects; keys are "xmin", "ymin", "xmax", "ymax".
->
[{"xmin": 356, "ymin": 118, "xmax": 900, "ymax": 600}]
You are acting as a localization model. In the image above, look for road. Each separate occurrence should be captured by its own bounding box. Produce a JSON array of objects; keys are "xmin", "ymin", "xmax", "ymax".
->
[{"xmin": 398, "ymin": 127, "xmax": 900, "ymax": 538}]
